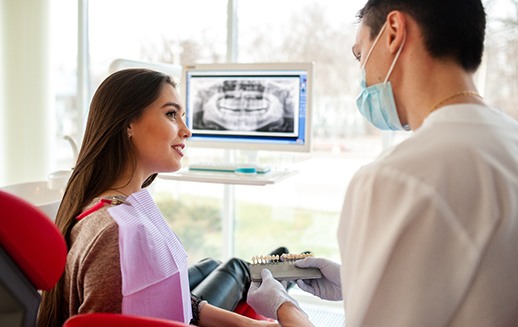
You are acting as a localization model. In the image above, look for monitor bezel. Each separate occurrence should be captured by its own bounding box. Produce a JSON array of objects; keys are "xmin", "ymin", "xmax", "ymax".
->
[{"xmin": 180, "ymin": 62, "xmax": 313, "ymax": 153}]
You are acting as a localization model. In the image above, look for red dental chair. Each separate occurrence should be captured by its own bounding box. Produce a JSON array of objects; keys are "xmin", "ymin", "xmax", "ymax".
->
[
  {"xmin": 63, "ymin": 313, "xmax": 190, "ymax": 327},
  {"xmin": 0, "ymin": 189, "xmax": 67, "ymax": 327}
]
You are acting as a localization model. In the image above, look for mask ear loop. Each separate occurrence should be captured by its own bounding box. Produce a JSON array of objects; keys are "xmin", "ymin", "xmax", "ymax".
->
[
  {"xmin": 361, "ymin": 23, "xmax": 387, "ymax": 70},
  {"xmin": 383, "ymin": 31, "xmax": 406, "ymax": 83}
]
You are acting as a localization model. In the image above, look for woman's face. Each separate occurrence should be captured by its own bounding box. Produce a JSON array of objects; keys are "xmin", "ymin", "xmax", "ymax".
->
[{"xmin": 128, "ymin": 83, "xmax": 191, "ymax": 176}]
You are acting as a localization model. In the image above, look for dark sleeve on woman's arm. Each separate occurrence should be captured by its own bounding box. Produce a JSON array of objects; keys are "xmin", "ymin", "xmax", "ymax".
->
[{"xmin": 190, "ymin": 294, "xmax": 207, "ymax": 325}]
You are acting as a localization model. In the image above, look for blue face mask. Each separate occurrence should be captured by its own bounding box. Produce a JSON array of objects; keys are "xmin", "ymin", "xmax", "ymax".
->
[{"xmin": 355, "ymin": 23, "xmax": 410, "ymax": 131}]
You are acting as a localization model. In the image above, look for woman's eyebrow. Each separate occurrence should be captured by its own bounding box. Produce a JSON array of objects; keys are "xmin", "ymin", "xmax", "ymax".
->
[{"xmin": 162, "ymin": 102, "xmax": 183, "ymax": 111}]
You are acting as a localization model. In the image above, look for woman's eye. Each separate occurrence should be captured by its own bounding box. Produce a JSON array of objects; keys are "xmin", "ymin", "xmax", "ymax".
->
[{"xmin": 167, "ymin": 111, "xmax": 178, "ymax": 120}]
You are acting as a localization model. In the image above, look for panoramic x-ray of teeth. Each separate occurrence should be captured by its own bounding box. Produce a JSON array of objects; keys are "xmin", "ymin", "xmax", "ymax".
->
[{"xmin": 191, "ymin": 78, "xmax": 297, "ymax": 132}]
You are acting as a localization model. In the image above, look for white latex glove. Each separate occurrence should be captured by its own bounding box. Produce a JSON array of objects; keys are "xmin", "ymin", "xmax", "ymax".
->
[
  {"xmin": 247, "ymin": 269, "xmax": 305, "ymax": 320},
  {"xmin": 295, "ymin": 257, "xmax": 343, "ymax": 301}
]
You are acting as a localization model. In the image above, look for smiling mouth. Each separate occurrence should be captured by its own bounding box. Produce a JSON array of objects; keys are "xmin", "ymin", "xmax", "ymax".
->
[{"xmin": 172, "ymin": 145, "xmax": 185, "ymax": 157}]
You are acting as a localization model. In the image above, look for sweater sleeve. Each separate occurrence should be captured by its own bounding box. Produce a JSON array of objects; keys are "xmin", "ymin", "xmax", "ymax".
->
[{"xmin": 77, "ymin": 221, "xmax": 123, "ymax": 314}]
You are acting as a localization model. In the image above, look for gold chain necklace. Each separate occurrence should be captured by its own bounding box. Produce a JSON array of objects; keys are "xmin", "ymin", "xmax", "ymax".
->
[
  {"xmin": 431, "ymin": 91, "xmax": 482, "ymax": 111},
  {"xmin": 108, "ymin": 188, "xmax": 129, "ymax": 197}
]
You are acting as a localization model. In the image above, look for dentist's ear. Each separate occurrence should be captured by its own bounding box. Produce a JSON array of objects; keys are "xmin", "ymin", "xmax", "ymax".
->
[{"xmin": 386, "ymin": 10, "xmax": 407, "ymax": 54}]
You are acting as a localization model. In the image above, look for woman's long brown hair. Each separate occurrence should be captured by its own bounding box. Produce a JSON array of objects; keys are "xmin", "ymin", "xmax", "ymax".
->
[{"xmin": 37, "ymin": 69, "xmax": 175, "ymax": 327}]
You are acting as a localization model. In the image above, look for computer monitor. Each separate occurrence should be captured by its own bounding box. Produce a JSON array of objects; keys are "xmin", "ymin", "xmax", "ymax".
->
[{"xmin": 181, "ymin": 62, "xmax": 313, "ymax": 152}]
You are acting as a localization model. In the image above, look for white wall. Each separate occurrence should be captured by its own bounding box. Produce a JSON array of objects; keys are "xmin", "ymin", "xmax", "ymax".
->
[{"xmin": 0, "ymin": 0, "xmax": 53, "ymax": 186}]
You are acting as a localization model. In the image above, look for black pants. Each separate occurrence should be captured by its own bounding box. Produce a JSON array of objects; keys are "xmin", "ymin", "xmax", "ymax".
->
[{"xmin": 188, "ymin": 257, "xmax": 251, "ymax": 312}]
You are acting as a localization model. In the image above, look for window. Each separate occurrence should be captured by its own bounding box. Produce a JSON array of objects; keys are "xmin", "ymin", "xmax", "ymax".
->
[
  {"xmin": 230, "ymin": 0, "xmax": 381, "ymax": 263},
  {"xmin": 50, "ymin": 0, "xmax": 79, "ymax": 170},
  {"xmin": 482, "ymin": 0, "xmax": 518, "ymax": 119},
  {"xmin": 88, "ymin": 0, "xmax": 228, "ymax": 89}
]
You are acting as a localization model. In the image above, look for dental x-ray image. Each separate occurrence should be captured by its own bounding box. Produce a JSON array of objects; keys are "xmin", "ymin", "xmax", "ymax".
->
[{"xmin": 190, "ymin": 77, "xmax": 299, "ymax": 133}]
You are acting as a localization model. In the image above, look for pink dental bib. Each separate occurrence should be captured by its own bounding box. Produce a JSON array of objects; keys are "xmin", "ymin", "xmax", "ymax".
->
[{"xmin": 109, "ymin": 189, "xmax": 192, "ymax": 323}]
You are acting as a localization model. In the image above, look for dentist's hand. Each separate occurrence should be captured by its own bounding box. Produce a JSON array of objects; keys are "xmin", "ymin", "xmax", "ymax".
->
[
  {"xmin": 247, "ymin": 269, "xmax": 305, "ymax": 320},
  {"xmin": 295, "ymin": 257, "xmax": 343, "ymax": 301}
]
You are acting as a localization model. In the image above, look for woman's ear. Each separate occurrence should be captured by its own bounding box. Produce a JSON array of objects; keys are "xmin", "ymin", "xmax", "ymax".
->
[
  {"xmin": 127, "ymin": 125, "xmax": 133, "ymax": 138},
  {"xmin": 386, "ymin": 10, "xmax": 407, "ymax": 54}
]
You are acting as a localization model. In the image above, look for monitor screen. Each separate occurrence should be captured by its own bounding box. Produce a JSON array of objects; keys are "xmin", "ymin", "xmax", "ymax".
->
[{"xmin": 181, "ymin": 62, "xmax": 313, "ymax": 152}]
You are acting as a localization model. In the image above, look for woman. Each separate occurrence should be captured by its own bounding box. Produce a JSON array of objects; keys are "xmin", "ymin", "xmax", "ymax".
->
[{"xmin": 38, "ymin": 69, "xmax": 278, "ymax": 327}]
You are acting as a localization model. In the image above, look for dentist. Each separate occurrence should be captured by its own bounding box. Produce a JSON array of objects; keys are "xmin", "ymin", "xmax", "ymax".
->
[{"xmin": 247, "ymin": 0, "xmax": 518, "ymax": 326}]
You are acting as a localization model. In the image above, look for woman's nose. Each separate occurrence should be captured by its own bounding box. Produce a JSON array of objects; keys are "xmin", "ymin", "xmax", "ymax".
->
[{"xmin": 180, "ymin": 122, "xmax": 192, "ymax": 139}]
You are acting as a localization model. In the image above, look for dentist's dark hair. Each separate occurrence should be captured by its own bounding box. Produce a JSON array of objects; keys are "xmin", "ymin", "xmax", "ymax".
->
[
  {"xmin": 38, "ymin": 68, "xmax": 176, "ymax": 327},
  {"xmin": 357, "ymin": 0, "xmax": 486, "ymax": 72}
]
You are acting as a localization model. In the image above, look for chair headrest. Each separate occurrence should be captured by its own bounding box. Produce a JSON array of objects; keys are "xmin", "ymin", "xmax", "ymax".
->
[{"xmin": 0, "ymin": 190, "xmax": 67, "ymax": 290}]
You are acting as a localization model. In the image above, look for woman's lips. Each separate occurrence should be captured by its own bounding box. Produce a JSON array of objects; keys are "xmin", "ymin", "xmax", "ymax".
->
[{"xmin": 172, "ymin": 144, "xmax": 185, "ymax": 157}]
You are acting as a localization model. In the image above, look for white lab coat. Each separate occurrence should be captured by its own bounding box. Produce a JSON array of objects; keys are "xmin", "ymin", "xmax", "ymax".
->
[{"xmin": 338, "ymin": 104, "xmax": 518, "ymax": 326}]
